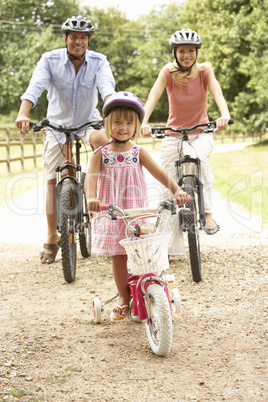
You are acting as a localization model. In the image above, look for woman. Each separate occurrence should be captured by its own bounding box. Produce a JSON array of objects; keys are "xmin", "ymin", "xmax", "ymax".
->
[{"xmin": 141, "ymin": 28, "xmax": 231, "ymax": 255}]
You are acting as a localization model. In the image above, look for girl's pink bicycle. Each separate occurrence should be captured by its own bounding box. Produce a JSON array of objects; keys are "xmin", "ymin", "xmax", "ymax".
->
[{"xmin": 92, "ymin": 198, "xmax": 190, "ymax": 356}]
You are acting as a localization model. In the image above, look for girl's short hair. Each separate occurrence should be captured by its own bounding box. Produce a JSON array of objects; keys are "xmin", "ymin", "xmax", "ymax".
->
[{"xmin": 104, "ymin": 106, "xmax": 141, "ymax": 139}]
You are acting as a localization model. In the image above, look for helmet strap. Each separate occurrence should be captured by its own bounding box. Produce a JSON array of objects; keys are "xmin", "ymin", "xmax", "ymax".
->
[
  {"xmin": 171, "ymin": 51, "xmax": 197, "ymax": 74},
  {"xmin": 66, "ymin": 48, "xmax": 86, "ymax": 62},
  {"xmin": 93, "ymin": 132, "xmax": 136, "ymax": 154}
]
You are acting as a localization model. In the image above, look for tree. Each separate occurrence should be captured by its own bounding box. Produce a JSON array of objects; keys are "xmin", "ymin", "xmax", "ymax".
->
[{"xmin": 0, "ymin": 0, "xmax": 80, "ymax": 118}]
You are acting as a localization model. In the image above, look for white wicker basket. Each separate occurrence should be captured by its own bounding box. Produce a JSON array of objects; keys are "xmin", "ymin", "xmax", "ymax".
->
[{"xmin": 119, "ymin": 232, "xmax": 171, "ymax": 275}]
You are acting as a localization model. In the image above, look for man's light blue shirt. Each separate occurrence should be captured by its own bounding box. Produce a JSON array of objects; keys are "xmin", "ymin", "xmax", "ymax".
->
[{"xmin": 21, "ymin": 48, "xmax": 115, "ymax": 142}]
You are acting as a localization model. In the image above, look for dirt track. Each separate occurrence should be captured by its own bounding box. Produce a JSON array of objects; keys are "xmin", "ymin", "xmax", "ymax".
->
[
  {"xmin": 0, "ymin": 229, "xmax": 267, "ymax": 401},
  {"xmin": 0, "ymin": 142, "xmax": 267, "ymax": 401}
]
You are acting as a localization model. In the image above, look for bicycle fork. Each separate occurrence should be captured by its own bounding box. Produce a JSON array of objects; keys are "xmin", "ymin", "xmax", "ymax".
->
[
  {"xmin": 55, "ymin": 137, "xmax": 86, "ymax": 233},
  {"xmin": 175, "ymin": 156, "xmax": 206, "ymax": 229}
]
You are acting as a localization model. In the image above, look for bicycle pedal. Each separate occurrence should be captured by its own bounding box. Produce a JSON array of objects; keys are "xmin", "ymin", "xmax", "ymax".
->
[
  {"xmin": 110, "ymin": 312, "xmax": 128, "ymax": 322},
  {"xmin": 162, "ymin": 274, "xmax": 175, "ymax": 284}
]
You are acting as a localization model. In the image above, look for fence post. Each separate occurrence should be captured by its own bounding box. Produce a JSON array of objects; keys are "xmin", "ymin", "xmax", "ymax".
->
[
  {"xmin": 32, "ymin": 132, "xmax": 37, "ymax": 167},
  {"xmin": 6, "ymin": 127, "xmax": 10, "ymax": 173},
  {"xmin": 20, "ymin": 132, "xmax": 24, "ymax": 169}
]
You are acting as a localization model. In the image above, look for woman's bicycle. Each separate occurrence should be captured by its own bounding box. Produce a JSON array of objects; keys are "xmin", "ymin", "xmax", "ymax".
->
[
  {"xmin": 30, "ymin": 118, "xmax": 103, "ymax": 283},
  {"xmin": 151, "ymin": 120, "xmax": 233, "ymax": 283},
  {"xmin": 92, "ymin": 198, "xmax": 190, "ymax": 356}
]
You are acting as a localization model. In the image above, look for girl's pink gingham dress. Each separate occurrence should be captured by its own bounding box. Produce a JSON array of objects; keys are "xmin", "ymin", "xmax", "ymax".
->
[{"xmin": 92, "ymin": 144, "xmax": 148, "ymax": 255}]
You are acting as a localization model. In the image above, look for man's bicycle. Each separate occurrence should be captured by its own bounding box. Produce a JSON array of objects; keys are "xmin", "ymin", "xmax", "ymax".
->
[
  {"xmin": 92, "ymin": 198, "xmax": 190, "ymax": 356},
  {"xmin": 30, "ymin": 118, "xmax": 103, "ymax": 283},
  {"xmin": 152, "ymin": 120, "xmax": 233, "ymax": 283}
]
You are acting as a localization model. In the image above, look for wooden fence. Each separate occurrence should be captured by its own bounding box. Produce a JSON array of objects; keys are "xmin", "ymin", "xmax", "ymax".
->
[
  {"xmin": 0, "ymin": 127, "xmax": 45, "ymax": 172},
  {"xmin": 0, "ymin": 126, "xmax": 161, "ymax": 172},
  {"xmin": 0, "ymin": 125, "xmax": 257, "ymax": 173}
]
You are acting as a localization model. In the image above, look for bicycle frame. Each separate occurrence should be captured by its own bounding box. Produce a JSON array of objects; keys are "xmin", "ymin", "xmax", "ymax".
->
[
  {"xmin": 30, "ymin": 118, "xmax": 103, "ymax": 283},
  {"xmin": 92, "ymin": 200, "xmax": 187, "ymax": 355},
  {"xmin": 151, "ymin": 121, "xmax": 233, "ymax": 282}
]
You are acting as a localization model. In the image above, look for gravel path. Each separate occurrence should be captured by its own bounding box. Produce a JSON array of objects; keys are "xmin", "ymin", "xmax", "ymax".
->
[{"xmin": 0, "ymin": 142, "xmax": 267, "ymax": 401}]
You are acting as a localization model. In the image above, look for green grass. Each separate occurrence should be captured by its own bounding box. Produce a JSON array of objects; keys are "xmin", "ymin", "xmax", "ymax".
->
[
  {"xmin": 210, "ymin": 140, "xmax": 268, "ymax": 224},
  {"xmin": 9, "ymin": 389, "xmax": 25, "ymax": 397}
]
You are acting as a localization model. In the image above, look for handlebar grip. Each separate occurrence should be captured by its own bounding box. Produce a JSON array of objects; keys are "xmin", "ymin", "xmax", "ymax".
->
[
  {"xmin": 100, "ymin": 204, "xmax": 110, "ymax": 211},
  {"xmin": 228, "ymin": 119, "xmax": 233, "ymax": 125}
]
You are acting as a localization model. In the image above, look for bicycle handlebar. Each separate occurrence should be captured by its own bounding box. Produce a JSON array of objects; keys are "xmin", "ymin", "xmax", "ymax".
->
[
  {"xmin": 151, "ymin": 120, "xmax": 233, "ymax": 138},
  {"xmin": 97, "ymin": 198, "xmax": 191, "ymax": 235},
  {"xmin": 96, "ymin": 197, "xmax": 192, "ymax": 235},
  {"xmin": 100, "ymin": 197, "xmax": 191, "ymax": 215},
  {"xmin": 30, "ymin": 118, "xmax": 104, "ymax": 133}
]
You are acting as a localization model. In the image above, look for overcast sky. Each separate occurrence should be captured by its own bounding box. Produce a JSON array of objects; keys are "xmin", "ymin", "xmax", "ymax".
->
[{"xmin": 80, "ymin": 0, "xmax": 170, "ymax": 20}]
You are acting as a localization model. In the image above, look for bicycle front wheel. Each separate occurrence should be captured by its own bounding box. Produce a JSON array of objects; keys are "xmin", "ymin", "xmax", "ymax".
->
[
  {"xmin": 60, "ymin": 179, "xmax": 77, "ymax": 283},
  {"xmin": 184, "ymin": 177, "xmax": 202, "ymax": 282},
  {"xmin": 144, "ymin": 284, "xmax": 173, "ymax": 356},
  {"xmin": 79, "ymin": 172, "xmax": 91, "ymax": 258}
]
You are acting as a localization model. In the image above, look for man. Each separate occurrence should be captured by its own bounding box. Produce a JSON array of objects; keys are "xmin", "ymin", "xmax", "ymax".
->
[{"xmin": 15, "ymin": 15, "xmax": 116, "ymax": 263}]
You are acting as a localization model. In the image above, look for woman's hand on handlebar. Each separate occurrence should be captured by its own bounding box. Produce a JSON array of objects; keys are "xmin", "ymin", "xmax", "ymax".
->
[
  {"xmin": 216, "ymin": 115, "xmax": 231, "ymax": 131},
  {"xmin": 174, "ymin": 190, "xmax": 190, "ymax": 205},
  {"xmin": 87, "ymin": 197, "xmax": 102, "ymax": 212},
  {"xmin": 141, "ymin": 123, "xmax": 152, "ymax": 137}
]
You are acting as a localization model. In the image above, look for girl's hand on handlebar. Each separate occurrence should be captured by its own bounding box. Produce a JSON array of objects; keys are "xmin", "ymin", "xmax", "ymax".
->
[
  {"xmin": 141, "ymin": 123, "xmax": 152, "ymax": 137},
  {"xmin": 174, "ymin": 190, "xmax": 189, "ymax": 205},
  {"xmin": 216, "ymin": 115, "xmax": 231, "ymax": 131},
  {"xmin": 87, "ymin": 198, "xmax": 102, "ymax": 212}
]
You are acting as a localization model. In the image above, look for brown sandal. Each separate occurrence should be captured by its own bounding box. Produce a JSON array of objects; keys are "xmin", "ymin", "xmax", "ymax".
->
[
  {"xmin": 40, "ymin": 243, "xmax": 60, "ymax": 264},
  {"xmin": 204, "ymin": 219, "xmax": 220, "ymax": 235}
]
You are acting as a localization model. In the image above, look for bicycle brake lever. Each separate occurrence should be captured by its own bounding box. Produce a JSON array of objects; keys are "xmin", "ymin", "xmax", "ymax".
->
[
  {"xmin": 90, "ymin": 120, "xmax": 104, "ymax": 130},
  {"xmin": 152, "ymin": 132, "xmax": 166, "ymax": 139},
  {"xmin": 160, "ymin": 199, "xmax": 177, "ymax": 214},
  {"xmin": 29, "ymin": 122, "xmax": 45, "ymax": 132},
  {"xmin": 108, "ymin": 204, "xmax": 117, "ymax": 220}
]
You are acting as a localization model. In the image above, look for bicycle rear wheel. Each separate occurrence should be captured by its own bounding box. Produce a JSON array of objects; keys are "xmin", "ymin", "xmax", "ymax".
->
[
  {"xmin": 79, "ymin": 172, "xmax": 91, "ymax": 257},
  {"xmin": 144, "ymin": 284, "xmax": 173, "ymax": 356},
  {"xmin": 60, "ymin": 179, "xmax": 77, "ymax": 283},
  {"xmin": 184, "ymin": 177, "xmax": 202, "ymax": 282}
]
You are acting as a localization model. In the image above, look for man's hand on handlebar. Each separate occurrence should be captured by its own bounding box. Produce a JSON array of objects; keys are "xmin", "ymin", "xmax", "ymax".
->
[
  {"xmin": 15, "ymin": 115, "xmax": 31, "ymax": 136},
  {"xmin": 141, "ymin": 123, "xmax": 152, "ymax": 137}
]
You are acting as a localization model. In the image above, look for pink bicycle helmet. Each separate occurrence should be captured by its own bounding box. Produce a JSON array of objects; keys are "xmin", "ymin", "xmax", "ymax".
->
[
  {"xmin": 102, "ymin": 92, "xmax": 145, "ymax": 123},
  {"xmin": 61, "ymin": 15, "xmax": 95, "ymax": 37},
  {"xmin": 169, "ymin": 29, "xmax": 202, "ymax": 49}
]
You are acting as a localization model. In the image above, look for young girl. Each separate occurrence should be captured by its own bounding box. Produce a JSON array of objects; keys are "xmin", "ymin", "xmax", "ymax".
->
[{"xmin": 85, "ymin": 91, "xmax": 188, "ymax": 318}]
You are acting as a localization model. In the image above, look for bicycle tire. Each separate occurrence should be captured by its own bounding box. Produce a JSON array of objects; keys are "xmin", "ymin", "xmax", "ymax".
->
[
  {"xmin": 183, "ymin": 176, "xmax": 202, "ymax": 282},
  {"xmin": 79, "ymin": 172, "xmax": 91, "ymax": 258},
  {"xmin": 60, "ymin": 179, "xmax": 77, "ymax": 283},
  {"xmin": 144, "ymin": 284, "xmax": 173, "ymax": 356}
]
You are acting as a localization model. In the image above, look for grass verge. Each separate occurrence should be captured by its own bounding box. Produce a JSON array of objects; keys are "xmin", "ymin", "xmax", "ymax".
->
[{"xmin": 210, "ymin": 140, "xmax": 267, "ymax": 225}]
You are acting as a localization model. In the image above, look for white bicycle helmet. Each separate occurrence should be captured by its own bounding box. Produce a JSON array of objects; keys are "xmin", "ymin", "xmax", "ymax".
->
[
  {"xmin": 102, "ymin": 92, "xmax": 145, "ymax": 123},
  {"xmin": 169, "ymin": 29, "xmax": 202, "ymax": 49},
  {"xmin": 61, "ymin": 15, "xmax": 95, "ymax": 36}
]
